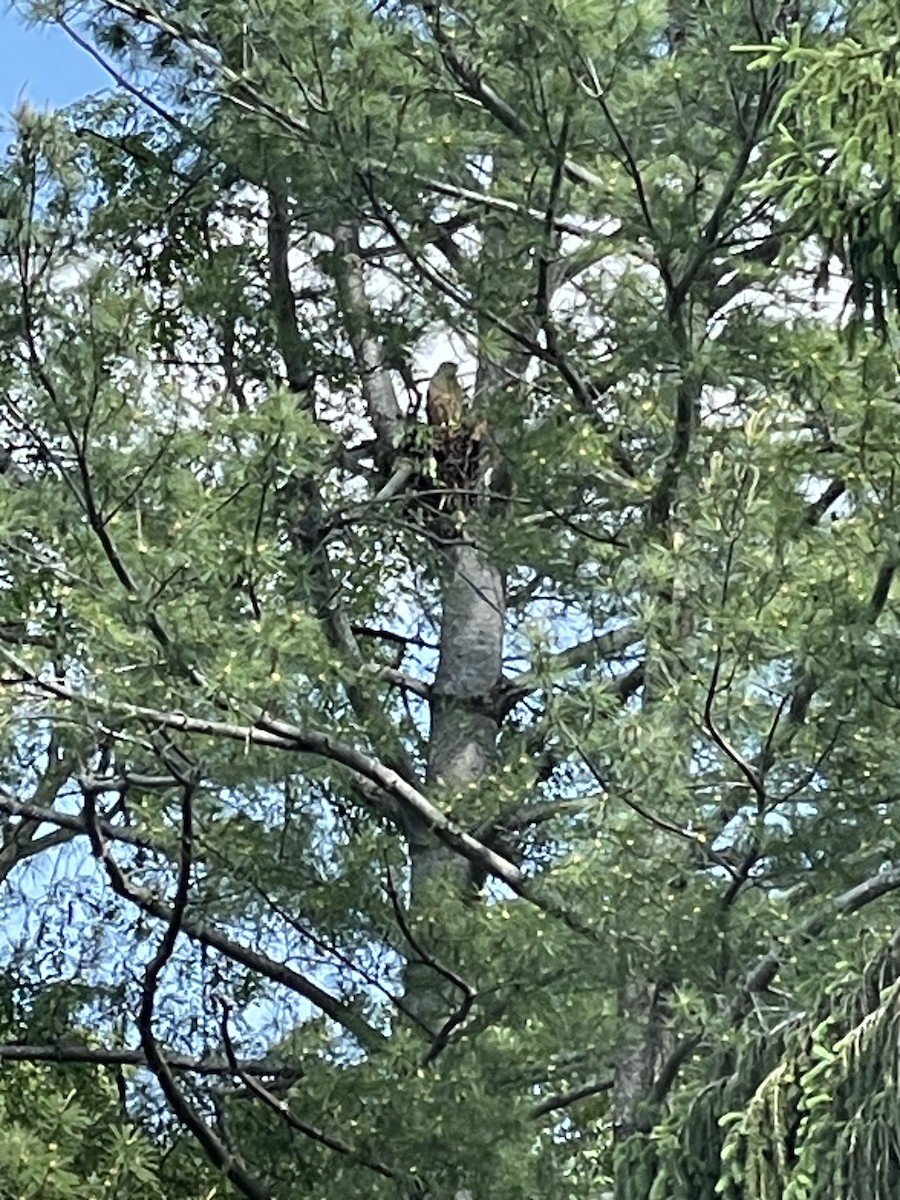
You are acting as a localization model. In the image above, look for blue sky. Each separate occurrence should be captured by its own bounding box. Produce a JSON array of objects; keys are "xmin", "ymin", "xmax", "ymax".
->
[{"xmin": 0, "ymin": 5, "xmax": 108, "ymax": 119}]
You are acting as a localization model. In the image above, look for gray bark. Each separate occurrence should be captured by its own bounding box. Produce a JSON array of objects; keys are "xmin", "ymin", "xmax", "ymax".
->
[
  {"xmin": 404, "ymin": 350, "xmax": 508, "ymax": 1033},
  {"xmin": 405, "ymin": 540, "xmax": 505, "ymax": 1031},
  {"xmin": 331, "ymin": 223, "xmax": 403, "ymax": 464}
]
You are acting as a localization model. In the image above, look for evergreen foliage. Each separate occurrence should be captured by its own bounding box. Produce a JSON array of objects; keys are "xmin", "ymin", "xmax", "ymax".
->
[{"xmin": 0, "ymin": 1, "xmax": 899, "ymax": 1197}]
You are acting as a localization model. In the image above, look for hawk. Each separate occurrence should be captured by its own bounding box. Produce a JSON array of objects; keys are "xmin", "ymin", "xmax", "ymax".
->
[{"xmin": 426, "ymin": 362, "xmax": 465, "ymax": 429}]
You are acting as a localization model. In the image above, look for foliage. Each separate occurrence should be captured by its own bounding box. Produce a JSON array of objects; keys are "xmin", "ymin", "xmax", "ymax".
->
[
  {"xmin": 739, "ymin": 0, "xmax": 900, "ymax": 333},
  {"xmin": 0, "ymin": 977, "xmax": 214, "ymax": 1199},
  {"xmin": 0, "ymin": 0, "xmax": 899, "ymax": 1198}
]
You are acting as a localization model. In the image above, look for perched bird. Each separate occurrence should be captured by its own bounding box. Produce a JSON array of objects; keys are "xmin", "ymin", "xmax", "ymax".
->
[{"xmin": 426, "ymin": 362, "xmax": 466, "ymax": 429}]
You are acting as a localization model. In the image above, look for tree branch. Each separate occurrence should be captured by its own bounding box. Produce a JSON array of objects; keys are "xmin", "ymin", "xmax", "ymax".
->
[
  {"xmin": 83, "ymin": 772, "xmax": 273, "ymax": 1200},
  {"xmin": 0, "ymin": 1042, "xmax": 302, "ymax": 1081},
  {"xmin": 1, "ymin": 652, "xmax": 529, "ymax": 899},
  {"xmin": 496, "ymin": 624, "xmax": 639, "ymax": 716},
  {"xmin": 3, "ymin": 636, "xmax": 608, "ymax": 947},
  {"xmin": 217, "ymin": 998, "xmax": 420, "ymax": 1192},
  {"xmin": 530, "ymin": 1077, "xmax": 613, "ymax": 1119},
  {"xmin": 0, "ymin": 787, "xmax": 387, "ymax": 1054}
]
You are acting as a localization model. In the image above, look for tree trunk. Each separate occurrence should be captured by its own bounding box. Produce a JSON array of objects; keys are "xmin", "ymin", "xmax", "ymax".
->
[{"xmin": 405, "ymin": 539, "xmax": 505, "ymax": 1030}]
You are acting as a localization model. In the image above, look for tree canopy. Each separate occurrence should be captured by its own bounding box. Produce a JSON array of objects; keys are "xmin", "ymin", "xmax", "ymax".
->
[{"xmin": 2, "ymin": 1, "xmax": 900, "ymax": 1198}]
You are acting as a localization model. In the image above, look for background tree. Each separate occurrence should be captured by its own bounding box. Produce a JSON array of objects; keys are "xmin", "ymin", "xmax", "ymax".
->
[{"xmin": 1, "ymin": 1, "xmax": 900, "ymax": 1197}]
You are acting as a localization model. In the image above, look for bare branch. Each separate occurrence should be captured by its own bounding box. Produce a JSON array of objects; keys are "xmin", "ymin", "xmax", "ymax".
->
[{"xmin": 0, "ymin": 652, "xmax": 530, "ymax": 901}]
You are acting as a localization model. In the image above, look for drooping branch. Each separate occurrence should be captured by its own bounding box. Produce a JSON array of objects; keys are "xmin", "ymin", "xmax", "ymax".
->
[
  {"xmin": 83, "ymin": 771, "xmax": 273, "ymax": 1200},
  {"xmin": 651, "ymin": 862, "xmax": 900, "ymax": 1106},
  {"xmin": 0, "ymin": 787, "xmax": 387, "ymax": 1053}
]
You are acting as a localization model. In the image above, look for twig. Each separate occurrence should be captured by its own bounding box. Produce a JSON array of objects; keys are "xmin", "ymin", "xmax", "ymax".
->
[
  {"xmin": 383, "ymin": 864, "xmax": 474, "ymax": 1063},
  {"xmin": 216, "ymin": 998, "xmax": 420, "ymax": 1191}
]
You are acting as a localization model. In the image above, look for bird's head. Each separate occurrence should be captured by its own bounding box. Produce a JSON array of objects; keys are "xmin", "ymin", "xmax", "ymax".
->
[{"xmin": 433, "ymin": 361, "xmax": 459, "ymax": 380}]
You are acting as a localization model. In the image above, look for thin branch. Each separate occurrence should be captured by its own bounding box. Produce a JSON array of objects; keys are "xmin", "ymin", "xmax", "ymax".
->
[
  {"xmin": 383, "ymin": 863, "xmax": 474, "ymax": 1062},
  {"xmin": 703, "ymin": 644, "xmax": 766, "ymax": 810},
  {"xmin": 216, "ymin": 998, "xmax": 419, "ymax": 1191},
  {"xmin": 576, "ymin": 742, "xmax": 738, "ymax": 877},
  {"xmin": 530, "ymin": 1078, "xmax": 613, "ymax": 1119},
  {"xmin": 0, "ymin": 787, "xmax": 386, "ymax": 1053},
  {"xmin": 237, "ymin": 873, "xmax": 428, "ymax": 1035},
  {"xmin": 577, "ymin": 56, "xmax": 660, "ymax": 260},
  {"xmin": 0, "ymin": 651, "xmax": 528, "ymax": 897},
  {"xmin": 668, "ymin": 78, "xmax": 777, "ymax": 310},
  {"xmin": 350, "ymin": 625, "xmax": 439, "ymax": 652},
  {"xmin": 83, "ymin": 774, "xmax": 273, "ymax": 1200},
  {"xmin": 0, "ymin": 1042, "xmax": 302, "ymax": 1080}
]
